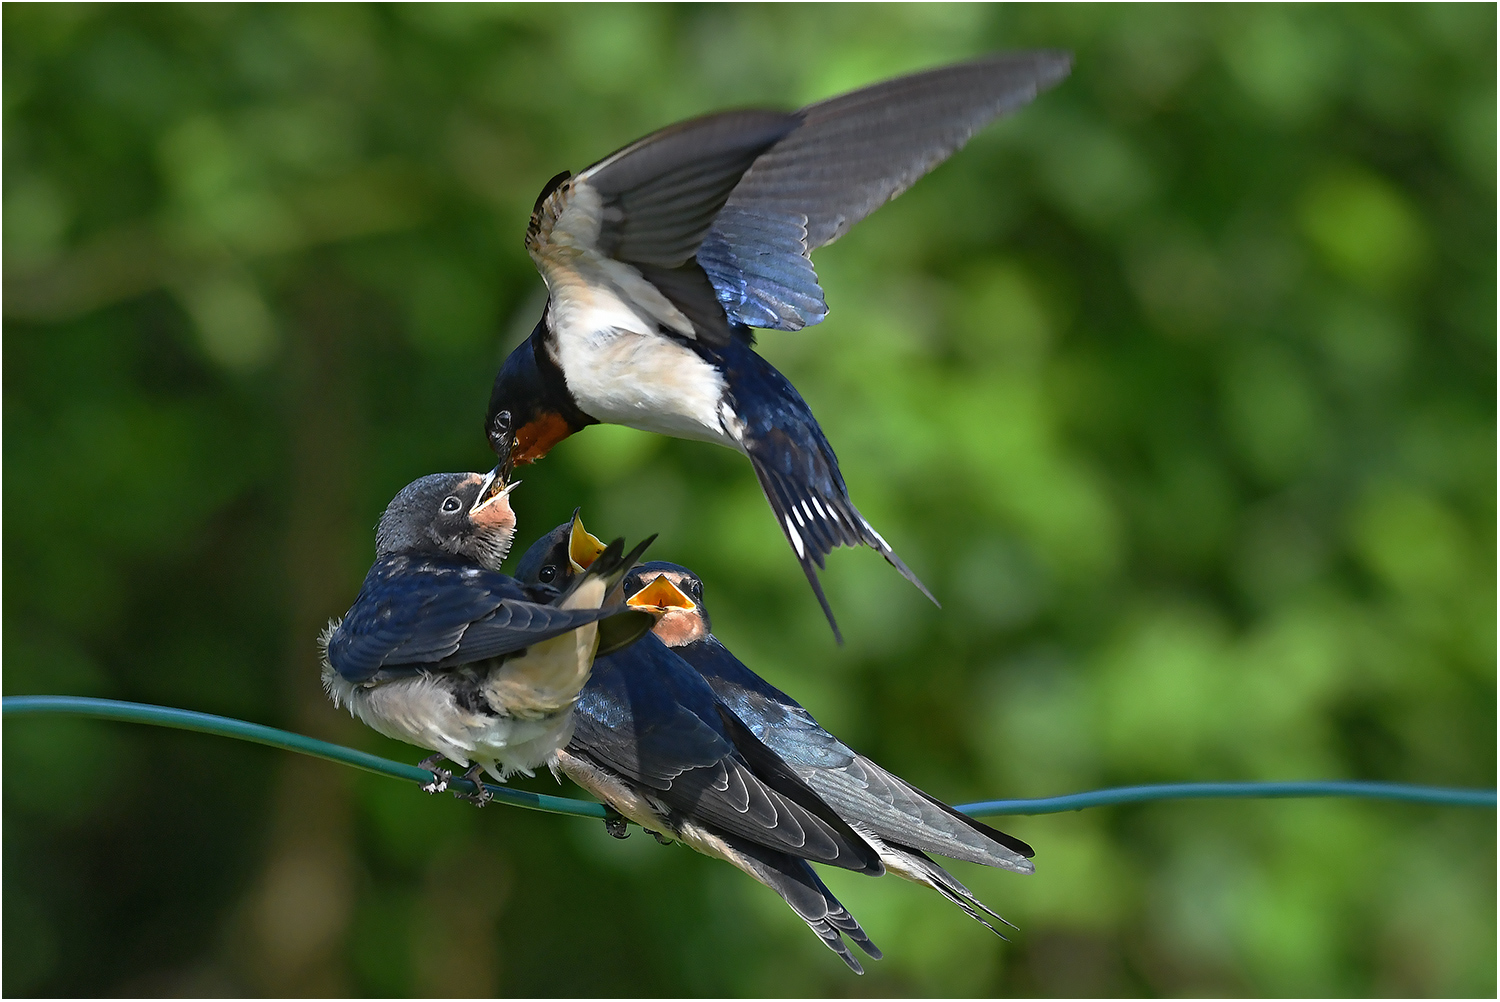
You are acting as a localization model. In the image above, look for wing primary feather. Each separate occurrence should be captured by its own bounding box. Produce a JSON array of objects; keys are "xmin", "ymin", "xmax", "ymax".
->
[
  {"xmin": 700, "ymin": 50, "xmax": 1071, "ymax": 331},
  {"xmin": 715, "ymin": 704, "xmax": 882, "ymax": 876}
]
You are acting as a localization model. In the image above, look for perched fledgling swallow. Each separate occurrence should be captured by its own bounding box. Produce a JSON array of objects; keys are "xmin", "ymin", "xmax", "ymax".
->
[
  {"xmin": 522, "ymin": 511, "xmax": 1036, "ymax": 935},
  {"xmin": 624, "ymin": 560, "xmax": 1037, "ymax": 935},
  {"xmin": 515, "ymin": 519, "xmax": 885, "ymax": 972},
  {"xmin": 486, "ymin": 52, "xmax": 1072, "ymax": 640},
  {"xmin": 319, "ymin": 471, "xmax": 653, "ymax": 793}
]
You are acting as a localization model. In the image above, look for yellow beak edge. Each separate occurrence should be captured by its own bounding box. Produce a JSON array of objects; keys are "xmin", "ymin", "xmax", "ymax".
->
[
  {"xmin": 569, "ymin": 513, "xmax": 607, "ymax": 572},
  {"xmin": 626, "ymin": 574, "xmax": 696, "ymax": 612}
]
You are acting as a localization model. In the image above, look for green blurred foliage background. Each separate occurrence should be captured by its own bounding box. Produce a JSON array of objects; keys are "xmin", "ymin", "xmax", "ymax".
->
[{"xmin": 3, "ymin": 4, "xmax": 1494, "ymax": 996}]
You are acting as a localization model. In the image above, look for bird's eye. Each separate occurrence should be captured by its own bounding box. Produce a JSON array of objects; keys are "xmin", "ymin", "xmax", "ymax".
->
[
  {"xmin": 441, "ymin": 496, "xmax": 462, "ymax": 513},
  {"xmin": 539, "ymin": 565, "xmax": 557, "ymax": 583}
]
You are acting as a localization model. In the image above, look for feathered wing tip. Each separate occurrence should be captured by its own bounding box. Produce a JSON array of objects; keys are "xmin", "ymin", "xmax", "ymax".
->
[
  {"xmin": 703, "ymin": 49, "xmax": 1074, "ymax": 331},
  {"xmin": 779, "ymin": 861, "xmax": 883, "ymax": 974},
  {"xmin": 725, "ymin": 838, "xmax": 881, "ymax": 974},
  {"xmin": 912, "ymin": 786, "xmax": 1036, "ymax": 870}
]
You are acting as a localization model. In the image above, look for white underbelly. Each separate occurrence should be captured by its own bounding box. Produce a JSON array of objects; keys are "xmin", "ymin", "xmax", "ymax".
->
[
  {"xmin": 551, "ymin": 322, "xmax": 737, "ymax": 448},
  {"xmin": 323, "ymin": 667, "xmax": 574, "ymax": 780}
]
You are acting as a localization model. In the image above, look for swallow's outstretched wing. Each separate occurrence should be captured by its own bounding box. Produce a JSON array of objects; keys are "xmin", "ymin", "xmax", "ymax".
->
[
  {"xmin": 526, "ymin": 112, "xmax": 798, "ymax": 347},
  {"xmin": 699, "ymin": 50, "xmax": 1074, "ymax": 330},
  {"xmin": 526, "ymin": 51, "xmax": 1071, "ymax": 348}
]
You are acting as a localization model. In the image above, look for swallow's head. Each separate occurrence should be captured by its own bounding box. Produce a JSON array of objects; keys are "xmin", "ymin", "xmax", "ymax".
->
[
  {"xmin": 486, "ymin": 318, "xmax": 589, "ymax": 470},
  {"xmin": 375, "ymin": 470, "xmax": 520, "ymax": 571},
  {"xmin": 624, "ymin": 561, "xmax": 708, "ymax": 647},
  {"xmin": 514, "ymin": 508, "xmax": 609, "ymax": 592}
]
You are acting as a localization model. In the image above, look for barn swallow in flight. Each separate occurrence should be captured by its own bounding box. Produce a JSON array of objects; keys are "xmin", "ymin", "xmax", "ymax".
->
[
  {"xmin": 486, "ymin": 52, "xmax": 1073, "ymax": 641},
  {"xmin": 515, "ymin": 519, "xmax": 885, "ymax": 972},
  {"xmin": 319, "ymin": 471, "xmax": 653, "ymax": 794},
  {"xmin": 521, "ymin": 511, "xmax": 1036, "ymax": 935},
  {"xmin": 624, "ymin": 560, "xmax": 1036, "ymax": 935}
]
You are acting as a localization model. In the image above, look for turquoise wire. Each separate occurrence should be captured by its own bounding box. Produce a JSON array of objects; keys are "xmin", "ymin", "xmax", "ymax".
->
[
  {"xmin": 6, "ymin": 695, "xmax": 1494, "ymax": 819},
  {"xmin": 957, "ymin": 781, "xmax": 1496, "ymax": 815},
  {"xmin": 3, "ymin": 694, "xmax": 609, "ymax": 819}
]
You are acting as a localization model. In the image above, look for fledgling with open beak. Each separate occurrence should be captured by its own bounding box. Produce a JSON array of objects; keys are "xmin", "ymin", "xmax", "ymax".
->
[
  {"xmin": 625, "ymin": 560, "xmax": 1035, "ymax": 935},
  {"xmin": 531, "ymin": 512, "xmax": 1036, "ymax": 936},
  {"xmin": 319, "ymin": 470, "xmax": 654, "ymax": 795},
  {"xmin": 486, "ymin": 51, "xmax": 1072, "ymax": 641},
  {"xmin": 515, "ymin": 517, "xmax": 886, "ymax": 973}
]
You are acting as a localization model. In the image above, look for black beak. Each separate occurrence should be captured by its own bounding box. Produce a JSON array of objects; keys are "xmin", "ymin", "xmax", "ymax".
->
[{"xmin": 488, "ymin": 409, "xmax": 516, "ymax": 483}]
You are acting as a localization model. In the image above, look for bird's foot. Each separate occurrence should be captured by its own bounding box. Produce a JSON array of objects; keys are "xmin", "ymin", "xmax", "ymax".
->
[
  {"xmin": 453, "ymin": 765, "xmax": 493, "ymax": 807},
  {"xmin": 650, "ymin": 830, "xmax": 674, "ymax": 846},
  {"xmin": 604, "ymin": 815, "xmax": 629, "ymax": 839},
  {"xmin": 417, "ymin": 754, "xmax": 452, "ymax": 794}
]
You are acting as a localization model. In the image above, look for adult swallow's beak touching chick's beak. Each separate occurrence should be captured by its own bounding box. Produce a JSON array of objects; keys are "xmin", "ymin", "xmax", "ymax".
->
[{"xmin": 471, "ymin": 465, "xmax": 520, "ymax": 520}]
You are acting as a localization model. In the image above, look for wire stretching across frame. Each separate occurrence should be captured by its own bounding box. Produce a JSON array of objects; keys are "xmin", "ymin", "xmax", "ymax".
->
[{"xmin": 5, "ymin": 695, "xmax": 1495, "ymax": 817}]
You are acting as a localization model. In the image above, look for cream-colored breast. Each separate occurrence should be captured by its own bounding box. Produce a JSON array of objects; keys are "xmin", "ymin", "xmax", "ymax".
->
[
  {"xmin": 530, "ymin": 180, "xmax": 738, "ymax": 450},
  {"xmin": 550, "ymin": 325, "xmax": 733, "ymax": 446}
]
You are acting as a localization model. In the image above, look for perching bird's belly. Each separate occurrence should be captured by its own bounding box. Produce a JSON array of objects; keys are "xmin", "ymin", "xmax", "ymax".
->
[{"xmin": 322, "ymin": 667, "xmax": 572, "ymax": 779}]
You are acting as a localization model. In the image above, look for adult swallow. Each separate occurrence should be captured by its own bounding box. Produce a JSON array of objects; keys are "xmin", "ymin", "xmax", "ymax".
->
[
  {"xmin": 319, "ymin": 471, "xmax": 653, "ymax": 793},
  {"xmin": 486, "ymin": 52, "xmax": 1073, "ymax": 641},
  {"xmin": 515, "ymin": 520, "xmax": 885, "ymax": 972}
]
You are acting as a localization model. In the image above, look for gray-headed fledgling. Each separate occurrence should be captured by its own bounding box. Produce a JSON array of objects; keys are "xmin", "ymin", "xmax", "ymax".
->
[{"xmin": 319, "ymin": 470, "xmax": 652, "ymax": 795}]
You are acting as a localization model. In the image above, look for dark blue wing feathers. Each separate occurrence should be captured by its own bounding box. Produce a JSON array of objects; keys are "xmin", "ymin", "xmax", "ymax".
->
[
  {"xmin": 697, "ymin": 206, "xmax": 828, "ymax": 331},
  {"xmin": 571, "ymin": 636, "xmax": 881, "ymax": 873},
  {"xmin": 325, "ymin": 555, "xmax": 610, "ymax": 684},
  {"xmin": 676, "ymin": 634, "xmax": 1035, "ymax": 870},
  {"xmin": 699, "ymin": 51, "xmax": 1072, "ymax": 332}
]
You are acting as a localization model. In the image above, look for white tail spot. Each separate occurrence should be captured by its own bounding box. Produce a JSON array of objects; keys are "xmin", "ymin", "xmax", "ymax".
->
[{"xmin": 785, "ymin": 516, "xmax": 805, "ymax": 558}]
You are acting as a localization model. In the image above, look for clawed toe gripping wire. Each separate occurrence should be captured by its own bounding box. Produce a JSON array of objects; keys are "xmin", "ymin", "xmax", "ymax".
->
[{"xmin": 5, "ymin": 696, "xmax": 1494, "ymax": 817}]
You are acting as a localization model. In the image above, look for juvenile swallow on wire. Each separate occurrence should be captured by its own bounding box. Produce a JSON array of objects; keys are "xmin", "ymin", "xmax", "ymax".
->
[
  {"xmin": 515, "ymin": 518, "xmax": 885, "ymax": 972},
  {"xmin": 525, "ymin": 512, "xmax": 1036, "ymax": 936},
  {"xmin": 486, "ymin": 51, "xmax": 1073, "ymax": 641},
  {"xmin": 319, "ymin": 471, "xmax": 653, "ymax": 796},
  {"xmin": 625, "ymin": 560, "xmax": 1036, "ymax": 935}
]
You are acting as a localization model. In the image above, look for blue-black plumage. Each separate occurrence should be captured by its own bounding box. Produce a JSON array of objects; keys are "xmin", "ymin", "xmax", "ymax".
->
[
  {"xmin": 519, "ymin": 514, "xmax": 1038, "ymax": 940},
  {"xmin": 319, "ymin": 471, "xmax": 653, "ymax": 786},
  {"xmin": 628, "ymin": 560, "xmax": 1038, "ymax": 936},
  {"xmin": 514, "ymin": 519, "xmax": 885, "ymax": 972},
  {"xmin": 486, "ymin": 51, "xmax": 1073, "ymax": 641}
]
